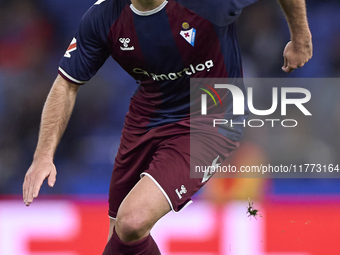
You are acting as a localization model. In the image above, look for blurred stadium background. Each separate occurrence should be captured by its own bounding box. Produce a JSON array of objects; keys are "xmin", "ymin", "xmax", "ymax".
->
[{"xmin": 1, "ymin": 0, "xmax": 340, "ymax": 254}]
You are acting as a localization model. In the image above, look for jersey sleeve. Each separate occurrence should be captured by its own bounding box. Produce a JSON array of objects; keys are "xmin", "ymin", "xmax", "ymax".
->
[
  {"xmin": 58, "ymin": 2, "xmax": 111, "ymax": 85},
  {"xmin": 176, "ymin": 0, "xmax": 258, "ymax": 26}
]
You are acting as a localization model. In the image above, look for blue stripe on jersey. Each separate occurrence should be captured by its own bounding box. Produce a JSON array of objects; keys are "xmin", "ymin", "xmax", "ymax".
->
[
  {"xmin": 131, "ymin": 6, "xmax": 191, "ymax": 128},
  {"xmin": 132, "ymin": 8, "xmax": 185, "ymax": 74}
]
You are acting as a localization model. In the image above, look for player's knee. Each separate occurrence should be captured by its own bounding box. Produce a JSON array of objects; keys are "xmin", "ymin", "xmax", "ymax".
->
[{"xmin": 115, "ymin": 213, "xmax": 150, "ymax": 242}]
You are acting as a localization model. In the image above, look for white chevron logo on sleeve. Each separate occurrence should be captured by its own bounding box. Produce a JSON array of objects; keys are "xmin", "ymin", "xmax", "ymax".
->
[{"xmin": 94, "ymin": 0, "xmax": 106, "ymax": 5}]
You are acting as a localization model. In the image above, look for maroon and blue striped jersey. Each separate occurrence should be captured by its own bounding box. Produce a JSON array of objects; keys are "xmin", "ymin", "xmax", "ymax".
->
[{"xmin": 58, "ymin": 0, "xmax": 257, "ymax": 141}]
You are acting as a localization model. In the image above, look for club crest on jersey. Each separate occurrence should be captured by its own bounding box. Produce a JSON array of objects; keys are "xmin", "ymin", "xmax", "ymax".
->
[
  {"xmin": 180, "ymin": 23, "xmax": 196, "ymax": 47},
  {"xmin": 64, "ymin": 38, "xmax": 77, "ymax": 58},
  {"xmin": 119, "ymin": 38, "xmax": 134, "ymax": 51}
]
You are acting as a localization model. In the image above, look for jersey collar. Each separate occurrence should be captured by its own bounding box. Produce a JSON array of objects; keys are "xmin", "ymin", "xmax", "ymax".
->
[{"xmin": 130, "ymin": 0, "xmax": 168, "ymax": 16}]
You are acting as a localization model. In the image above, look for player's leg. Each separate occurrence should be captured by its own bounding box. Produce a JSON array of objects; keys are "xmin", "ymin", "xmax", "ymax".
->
[
  {"xmin": 107, "ymin": 218, "xmax": 116, "ymax": 242},
  {"xmin": 103, "ymin": 123, "xmax": 239, "ymax": 254},
  {"xmin": 103, "ymin": 175, "xmax": 170, "ymax": 254},
  {"xmin": 116, "ymin": 174, "xmax": 170, "ymax": 242},
  {"xmin": 105, "ymin": 126, "xmax": 158, "ymax": 240}
]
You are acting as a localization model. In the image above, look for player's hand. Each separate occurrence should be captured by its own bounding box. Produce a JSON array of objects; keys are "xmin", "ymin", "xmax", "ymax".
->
[
  {"xmin": 23, "ymin": 159, "xmax": 57, "ymax": 206},
  {"xmin": 282, "ymin": 39, "xmax": 313, "ymax": 73}
]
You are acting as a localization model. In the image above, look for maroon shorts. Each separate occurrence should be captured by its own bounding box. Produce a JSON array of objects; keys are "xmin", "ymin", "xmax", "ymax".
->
[{"xmin": 108, "ymin": 123, "xmax": 239, "ymax": 218}]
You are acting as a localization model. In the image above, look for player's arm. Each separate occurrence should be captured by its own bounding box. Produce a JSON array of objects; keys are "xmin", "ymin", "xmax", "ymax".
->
[
  {"xmin": 278, "ymin": 0, "xmax": 313, "ymax": 73},
  {"xmin": 23, "ymin": 75, "xmax": 80, "ymax": 206}
]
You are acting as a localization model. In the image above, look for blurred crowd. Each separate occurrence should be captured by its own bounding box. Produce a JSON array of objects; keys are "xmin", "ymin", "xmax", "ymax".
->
[{"xmin": 0, "ymin": 0, "xmax": 340, "ymax": 199}]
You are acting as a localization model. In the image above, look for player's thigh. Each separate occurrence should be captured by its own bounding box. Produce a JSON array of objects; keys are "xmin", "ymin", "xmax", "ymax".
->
[
  {"xmin": 115, "ymin": 175, "xmax": 171, "ymax": 240},
  {"xmin": 107, "ymin": 218, "xmax": 116, "ymax": 242},
  {"xmin": 108, "ymin": 129, "xmax": 157, "ymax": 219}
]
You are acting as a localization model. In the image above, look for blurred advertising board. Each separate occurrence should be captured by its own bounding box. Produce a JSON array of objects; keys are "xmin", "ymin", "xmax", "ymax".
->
[{"xmin": 0, "ymin": 197, "xmax": 339, "ymax": 255}]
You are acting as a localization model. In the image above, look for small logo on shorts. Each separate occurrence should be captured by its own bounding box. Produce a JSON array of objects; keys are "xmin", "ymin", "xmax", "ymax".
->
[
  {"xmin": 119, "ymin": 38, "xmax": 134, "ymax": 51},
  {"xmin": 202, "ymin": 155, "xmax": 221, "ymax": 183},
  {"xmin": 175, "ymin": 185, "xmax": 187, "ymax": 199}
]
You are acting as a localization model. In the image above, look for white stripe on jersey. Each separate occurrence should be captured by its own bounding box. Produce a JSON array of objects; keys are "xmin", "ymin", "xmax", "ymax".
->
[
  {"xmin": 94, "ymin": 0, "xmax": 106, "ymax": 5},
  {"xmin": 58, "ymin": 67, "xmax": 87, "ymax": 84}
]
